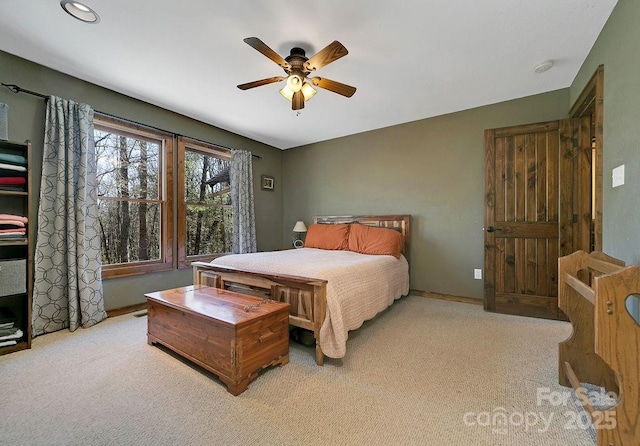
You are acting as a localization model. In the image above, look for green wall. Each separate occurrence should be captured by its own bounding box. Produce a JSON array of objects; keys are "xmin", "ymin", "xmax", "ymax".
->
[
  {"xmin": 0, "ymin": 50, "xmax": 283, "ymax": 311},
  {"xmin": 282, "ymin": 89, "xmax": 569, "ymax": 299},
  {"xmin": 571, "ymin": 0, "xmax": 640, "ymax": 267}
]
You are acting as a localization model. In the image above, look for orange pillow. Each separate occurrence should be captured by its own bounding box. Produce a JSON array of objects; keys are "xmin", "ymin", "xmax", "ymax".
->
[
  {"xmin": 304, "ymin": 224, "xmax": 350, "ymax": 250},
  {"xmin": 347, "ymin": 224, "xmax": 403, "ymax": 259}
]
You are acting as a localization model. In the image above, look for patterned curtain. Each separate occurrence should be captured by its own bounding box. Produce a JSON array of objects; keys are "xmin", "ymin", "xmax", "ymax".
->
[
  {"xmin": 230, "ymin": 149, "xmax": 257, "ymax": 254},
  {"xmin": 32, "ymin": 96, "xmax": 106, "ymax": 336}
]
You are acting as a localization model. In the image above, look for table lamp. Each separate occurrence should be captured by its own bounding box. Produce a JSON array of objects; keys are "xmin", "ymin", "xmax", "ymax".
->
[{"xmin": 292, "ymin": 221, "xmax": 307, "ymax": 248}]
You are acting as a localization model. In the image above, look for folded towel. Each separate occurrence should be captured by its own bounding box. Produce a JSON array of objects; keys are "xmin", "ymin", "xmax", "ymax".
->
[
  {"xmin": 0, "ymin": 168, "xmax": 26, "ymax": 177},
  {"xmin": 0, "ymin": 329, "xmax": 23, "ymax": 341},
  {"xmin": 0, "ymin": 232, "xmax": 26, "ymax": 238},
  {"xmin": 0, "ymin": 153, "xmax": 27, "ymax": 166},
  {"xmin": 0, "ymin": 186, "xmax": 25, "ymax": 192},
  {"xmin": 0, "ymin": 228, "xmax": 26, "ymax": 234},
  {"xmin": 0, "ymin": 326, "xmax": 21, "ymax": 336},
  {"xmin": 0, "ymin": 340, "xmax": 17, "ymax": 347},
  {"xmin": 0, "ymin": 162, "xmax": 26, "ymax": 172},
  {"xmin": 0, "ymin": 221, "xmax": 26, "ymax": 228},
  {"xmin": 0, "ymin": 177, "xmax": 26, "ymax": 185},
  {"xmin": 0, "ymin": 214, "xmax": 28, "ymax": 223}
]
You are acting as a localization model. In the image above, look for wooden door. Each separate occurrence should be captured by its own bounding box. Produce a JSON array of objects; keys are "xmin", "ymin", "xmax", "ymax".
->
[{"xmin": 484, "ymin": 119, "xmax": 591, "ymax": 319}]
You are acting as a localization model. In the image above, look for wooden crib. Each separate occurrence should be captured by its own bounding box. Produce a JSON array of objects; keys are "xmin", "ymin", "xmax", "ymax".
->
[{"xmin": 558, "ymin": 251, "xmax": 639, "ymax": 445}]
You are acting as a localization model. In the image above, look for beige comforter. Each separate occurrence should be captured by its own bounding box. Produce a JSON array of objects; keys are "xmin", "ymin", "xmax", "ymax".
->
[{"xmin": 210, "ymin": 248, "xmax": 409, "ymax": 359}]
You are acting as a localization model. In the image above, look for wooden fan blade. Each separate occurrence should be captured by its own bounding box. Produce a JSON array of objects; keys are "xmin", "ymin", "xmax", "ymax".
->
[
  {"xmin": 292, "ymin": 91, "xmax": 305, "ymax": 110},
  {"xmin": 304, "ymin": 41, "xmax": 348, "ymax": 71},
  {"xmin": 237, "ymin": 76, "xmax": 286, "ymax": 90},
  {"xmin": 243, "ymin": 37, "xmax": 290, "ymax": 69},
  {"xmin": 310, "ymin": 77, "xmax": 356, "ymax": 98}
]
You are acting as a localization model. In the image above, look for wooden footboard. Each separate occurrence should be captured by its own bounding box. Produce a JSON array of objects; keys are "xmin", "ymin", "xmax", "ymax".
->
[
  {"xmin": 193, "ymin": 262, "xmax": 328, "ymax": 365},
  {"xmin": 191, "ymin": 214, "xmax": 411, "ymax": 366}
]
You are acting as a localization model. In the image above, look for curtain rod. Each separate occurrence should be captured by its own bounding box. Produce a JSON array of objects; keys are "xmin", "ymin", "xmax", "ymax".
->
[
  {"xmin": 0, "ymin": 82, "xmax": 262, "ymax": 159},
  {"xmin": 1, "ymin": 83, "xmax": 49, "ymax": 100}
]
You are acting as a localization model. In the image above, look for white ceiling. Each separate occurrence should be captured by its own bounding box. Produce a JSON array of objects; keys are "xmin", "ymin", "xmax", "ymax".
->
[{"xmin": 0, "ymin": 1, "xmax": 618, "ymax": 149}]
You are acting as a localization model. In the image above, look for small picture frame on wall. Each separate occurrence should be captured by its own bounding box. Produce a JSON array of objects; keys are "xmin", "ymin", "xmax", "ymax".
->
[{"xmin": 261, "ymin": 175, "xmax": 274, "ymax": 191}]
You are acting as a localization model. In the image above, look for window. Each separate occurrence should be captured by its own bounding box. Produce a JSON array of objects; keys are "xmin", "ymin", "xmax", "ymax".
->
[
  {"xmin": 177, "ymin": 137, "xmax": 232, "ymax": 268},
  {"xmin": 94, "ymin": 116, "xmax": 174, "ymax": 278}
]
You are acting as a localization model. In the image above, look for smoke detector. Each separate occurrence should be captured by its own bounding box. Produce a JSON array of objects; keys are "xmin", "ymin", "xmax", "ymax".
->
[{"xmin": 534, "ymin": 60, "xmax": 554, "ymax": 73}]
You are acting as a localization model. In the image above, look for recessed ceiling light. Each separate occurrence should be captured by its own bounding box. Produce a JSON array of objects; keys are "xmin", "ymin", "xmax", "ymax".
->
[
  {"xmin": 60, "ymin": 1, "xmax": 100, "ymax": 23},
  {"xmin": 534, "ymin": 60, "xmax": 554, "ymax": 73}
]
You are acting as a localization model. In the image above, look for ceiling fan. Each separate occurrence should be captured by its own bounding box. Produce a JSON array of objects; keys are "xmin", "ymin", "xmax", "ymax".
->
[{"xmin": 237, "ymin": 37, "xmax": 356, "ymax": 111}]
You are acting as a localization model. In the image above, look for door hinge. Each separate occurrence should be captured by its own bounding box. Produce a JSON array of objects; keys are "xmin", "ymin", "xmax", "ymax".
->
[{"xmin": 573, "ymin": 214, "xmax": 578, "ymax": 223}]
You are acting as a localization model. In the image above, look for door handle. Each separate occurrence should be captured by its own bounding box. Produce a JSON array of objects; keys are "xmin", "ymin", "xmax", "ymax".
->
[{"xmin": 485, "ymin": 226, "xmax": 502, "ymax": 233}]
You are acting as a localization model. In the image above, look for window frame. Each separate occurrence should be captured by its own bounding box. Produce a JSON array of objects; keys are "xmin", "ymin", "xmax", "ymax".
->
[
  {"xmin": 94, "ymin": 115, "xmax": 174, "ymax": 278},
  {"xmin": 177, "ymin": 136, "xmax": 232, "ymax": 269}
]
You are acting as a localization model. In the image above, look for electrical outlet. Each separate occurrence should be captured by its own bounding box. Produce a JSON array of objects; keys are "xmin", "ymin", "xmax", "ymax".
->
[{"xmin": 474, "ymin": 269, "xmax": 482, "ymax": 280}]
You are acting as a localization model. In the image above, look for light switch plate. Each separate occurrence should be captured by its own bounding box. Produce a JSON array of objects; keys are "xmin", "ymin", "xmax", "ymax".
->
[
  {"xmin": 612, "ymin": 164, "xmax": 625, "ymax": 187},
  {"xmin": 474, "ymin": 269, "xmax": 483, "ymax": 280}
]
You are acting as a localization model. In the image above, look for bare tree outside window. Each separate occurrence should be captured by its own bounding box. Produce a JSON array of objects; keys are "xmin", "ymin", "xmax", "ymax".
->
[
  {"xmin": 93, "ymin": 116, "xmax": 173, "ymax": 278},
  {"xmin": 184, "ymin": 148, "xmax": 232, "ymax": 256},
  {"xmin": 93, "ymin": 117, "xmax": 228, "ymax": 276},
  {"xmin": 177, "ymin": 138, "xmax": 233, "ymax": 268}
]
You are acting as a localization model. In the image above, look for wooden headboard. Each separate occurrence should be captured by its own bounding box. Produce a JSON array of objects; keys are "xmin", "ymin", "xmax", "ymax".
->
[{"xmin": 313, "ymin": 214, "xmax": 411, "ymax": 264}]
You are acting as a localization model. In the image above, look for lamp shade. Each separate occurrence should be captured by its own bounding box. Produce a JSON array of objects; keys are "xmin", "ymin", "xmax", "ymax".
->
[
  {"xmin": 280, "ymin": 82, "xmax": 316, "ymax": 102},
  {"xmin": 293, "ymin": 221, "xmax": 307, "ymax": 233}
]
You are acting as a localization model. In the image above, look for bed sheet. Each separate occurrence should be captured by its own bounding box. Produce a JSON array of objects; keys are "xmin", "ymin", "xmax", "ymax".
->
[{"xmin": 211, "ymin": 248, "xmax": 409, "ymax": 358}]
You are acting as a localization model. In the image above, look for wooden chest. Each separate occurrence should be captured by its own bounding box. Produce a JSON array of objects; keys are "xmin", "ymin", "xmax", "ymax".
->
[{"xmin": 145, "ymin": 285, "xmax": 290, "ymax": 395}]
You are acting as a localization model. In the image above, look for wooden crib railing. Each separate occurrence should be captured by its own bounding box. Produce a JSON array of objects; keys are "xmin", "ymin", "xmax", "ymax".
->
[{"xmin": 558, "ymin": 250, "xmax": 639, "ymax": 446}]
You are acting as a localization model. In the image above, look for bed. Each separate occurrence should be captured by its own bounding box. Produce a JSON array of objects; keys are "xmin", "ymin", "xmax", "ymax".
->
[{"xmin": 192, "ymin": 214, "xmax": 410, "ymax": 365}]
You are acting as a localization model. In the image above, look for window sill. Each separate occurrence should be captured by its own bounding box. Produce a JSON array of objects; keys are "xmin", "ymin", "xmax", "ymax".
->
[{"xmin": 102, "ymin": 261, "xmax": 174, "ymax": 279}]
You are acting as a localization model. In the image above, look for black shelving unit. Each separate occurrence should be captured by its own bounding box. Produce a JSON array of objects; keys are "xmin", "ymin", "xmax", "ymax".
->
[{"xmin": 0, "ymin": 140, "xmax": 32, "ymax": 355}]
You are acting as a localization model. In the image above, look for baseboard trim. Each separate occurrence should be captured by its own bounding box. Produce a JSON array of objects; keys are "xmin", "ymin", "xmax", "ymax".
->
[
  {"xmin": 107, "ymin": 292, "xmax": 481, "ymax": 316},
  {"xmin": 106, "ymin": 302, "xmax": 147, "ymax": 318},
  {"xmin": 409, "ymin": 289, "xmax": 482, "ymax": 305}
]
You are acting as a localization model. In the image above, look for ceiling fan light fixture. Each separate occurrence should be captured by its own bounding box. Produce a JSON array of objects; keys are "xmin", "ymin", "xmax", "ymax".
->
[
  {"xmin": 60, "ymin": 1, "xmax": 100, "ymax": 23},
  {"xmin": 279, "ymin": 86, "xmax": 294, "ymax": 101},
  {"xmin": 301, "ymin": 83, "xmax": 316, "ymax": 100},
  {"xmin": 286, "ymin": 74, "xmax": 303, "ymax": 92},
  {"xmin": 280, "ymin": 83, "xmax": 316, "ymax": 102}
]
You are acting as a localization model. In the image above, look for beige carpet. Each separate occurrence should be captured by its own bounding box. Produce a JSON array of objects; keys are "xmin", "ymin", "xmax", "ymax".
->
[{"xmin": 0, "ymin": 296, "xmax": 594, "ymax": 446}]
